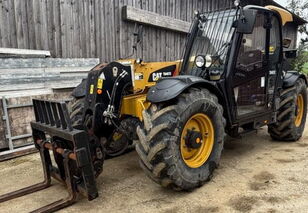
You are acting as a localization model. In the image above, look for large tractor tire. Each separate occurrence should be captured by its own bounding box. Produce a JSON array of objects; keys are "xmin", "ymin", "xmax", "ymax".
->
[
  {"xmin": 268, "ymin": 78, "xmax": 307, "ymax": 141},
  {"xmin": 68, "ymin": 96, "xmax": 131, "ymax": 157},
  {"xmin": 136, "ymin": 88, "xmax": 225, "ymax": 190},
  {"xmin": 69, "ymin": 96, "xmax": 85, "ymax": 129}
]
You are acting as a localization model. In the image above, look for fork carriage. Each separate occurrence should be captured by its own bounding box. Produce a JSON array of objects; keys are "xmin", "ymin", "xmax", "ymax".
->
[{"xmin": 0, "ymin": 99, "xmax": 98, "ymax": 213}]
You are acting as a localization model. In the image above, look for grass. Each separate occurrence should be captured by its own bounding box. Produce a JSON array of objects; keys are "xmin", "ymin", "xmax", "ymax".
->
[{"xmin": 302, "ymin": 62, "xmax": 308, "ymax": 75}]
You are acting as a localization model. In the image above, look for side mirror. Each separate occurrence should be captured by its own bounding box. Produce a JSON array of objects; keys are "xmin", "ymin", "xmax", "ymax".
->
[
  {"xmin": 236, "ymin": 8, "xmax": 257, "ymax": 34},
  {"xmin": 282, "ymin": 38, "xmax": 292, "ymax": 48}
]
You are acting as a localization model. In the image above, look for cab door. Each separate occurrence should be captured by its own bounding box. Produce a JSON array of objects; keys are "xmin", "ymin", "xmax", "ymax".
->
[{"xmin": 233, "ymin": 11, "xmax": 271, "ymax": 118}]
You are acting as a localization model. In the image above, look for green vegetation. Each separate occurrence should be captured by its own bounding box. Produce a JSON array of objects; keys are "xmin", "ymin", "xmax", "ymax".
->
[
  {"xmin": 291, "ymin": 50, "xmax": 308, "ymax": 74},
  {"xmin": 287, "ymin": 0, "xmax": 308, "ymax": 75},
  {"xmin": 303, "ymin": 61, "xmax": 308, "ymax": 74}
]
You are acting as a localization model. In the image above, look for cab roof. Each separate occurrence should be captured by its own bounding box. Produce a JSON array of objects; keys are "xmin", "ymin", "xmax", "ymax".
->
[{"xmin": 265, "ymin": 5, "xmax": 293, "ymax": 25}]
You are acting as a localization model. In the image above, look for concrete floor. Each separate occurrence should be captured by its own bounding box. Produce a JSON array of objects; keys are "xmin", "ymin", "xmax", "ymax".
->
[{"xmin": 0, "ymin": 119, "xmax": 307, "ymax": 213}]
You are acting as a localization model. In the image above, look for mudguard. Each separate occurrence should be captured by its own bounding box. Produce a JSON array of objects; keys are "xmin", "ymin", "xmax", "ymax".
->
[
  {"xmin": 71, "ymin": 63, "xmax": 108, "ymax": 98},
  {"xmin": 147, "ymin": 75, "xmax": 221, "ymax": 103},
  {"xmin": 72, "ymin": 78, "xmax": 87, "ymax": 98},
  {"xmin": 283, "ymin": 71, "xmax": 308, "ymax": 88}
]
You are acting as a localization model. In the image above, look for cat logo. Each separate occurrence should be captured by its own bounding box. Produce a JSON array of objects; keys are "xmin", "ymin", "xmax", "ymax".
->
[
  {"xmin": 148, "ymin": 65, "xmax": 176, "ymax": 82},
  {"xmin": 152, "ymin": 72, "xmax": 163, "ymax": 81}
]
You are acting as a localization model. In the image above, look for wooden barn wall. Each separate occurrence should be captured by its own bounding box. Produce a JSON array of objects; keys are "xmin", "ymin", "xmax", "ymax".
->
[
  {"xmin": 0, "ymin": 0, "xmax": 233, "ymax": 62},
  {"xmin": 0, "ymin": 0, "xmax": 299, "ymax": 62},
  {"xmin": 282, "ymin": 23, "xmax": 298, "ymax": 49}
]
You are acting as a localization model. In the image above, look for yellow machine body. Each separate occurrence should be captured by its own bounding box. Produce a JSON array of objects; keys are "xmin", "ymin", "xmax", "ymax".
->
[{"xmin": 116, "ymin": 59, "xmax": 181, "ymax": 120}]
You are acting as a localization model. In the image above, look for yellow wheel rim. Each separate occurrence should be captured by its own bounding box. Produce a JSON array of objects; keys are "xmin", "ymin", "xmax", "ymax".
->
[
  {"xmin": 295, "ymin": 94, "xmax": 304, "ymax": 127},
  {"xmin": 112, "ymin": 132, "xmax": 123, "ymax": 141},
  {"xmin": 180, "ymin": 113, "xmax": 214, "ymax": 168}
]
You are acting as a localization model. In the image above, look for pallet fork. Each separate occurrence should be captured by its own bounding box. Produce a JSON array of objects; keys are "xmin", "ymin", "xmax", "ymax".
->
[{"xmin": 0, "ymin": 99, "xmax": 98, "ymax": 213}]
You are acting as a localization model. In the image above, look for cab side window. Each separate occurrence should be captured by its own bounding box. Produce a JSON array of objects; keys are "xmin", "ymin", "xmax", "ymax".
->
[
  {"xmin": 236, "ymin": 12, "xmax": 267, "ymax": 74},
  {"xmin": 269, "ymin": 16, "xmax": 281, "ymax": 68}
]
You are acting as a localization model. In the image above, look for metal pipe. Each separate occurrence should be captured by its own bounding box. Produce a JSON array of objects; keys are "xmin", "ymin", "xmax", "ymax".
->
[{"xmin": 36, "ymin": 139, "xmax": 76, "ymax": 160}]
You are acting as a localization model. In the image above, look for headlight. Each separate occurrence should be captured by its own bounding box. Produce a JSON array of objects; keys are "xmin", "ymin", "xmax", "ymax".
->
[
  {"xmin": 195, "ymin": 55, "xmax": 205, "ymax": 68},
  {"xmin": 195, "ymin": 55, "xmax": 213, "ymax": 68},
  {"xmin": 205, "ymin": 55, "xmax": 213, "ymax": 67}
]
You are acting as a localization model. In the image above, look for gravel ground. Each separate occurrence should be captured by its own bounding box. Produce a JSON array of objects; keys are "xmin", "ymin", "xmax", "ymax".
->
[{"xmin": 0, "ymin": 119, "xmax": 307, "ymax": 213}]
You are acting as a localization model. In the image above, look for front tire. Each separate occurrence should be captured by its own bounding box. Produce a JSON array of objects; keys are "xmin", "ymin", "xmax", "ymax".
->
[
  {"xmin": 136, "ymin": 88, "xmax": 225, "ymax": 190},
  {"xmin": 268, "ymin": 78, "xmax": 307, "ymax": 141}
]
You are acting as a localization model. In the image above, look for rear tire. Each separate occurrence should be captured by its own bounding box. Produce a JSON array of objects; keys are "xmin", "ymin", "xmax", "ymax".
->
[
  {"xmin": 68, "ymin": 96, "xmax": 131, "ymax": 157},
  {"xmin": 268, "ymin": 78, "xmax": 307, "ymax": 141},
  {"xmin": 68, "ymin": 97, "xmax": 85, "ymax": 129},
  {"xmin": 136, "ymin": 88, "xmax": 225, "ymax": 190}
]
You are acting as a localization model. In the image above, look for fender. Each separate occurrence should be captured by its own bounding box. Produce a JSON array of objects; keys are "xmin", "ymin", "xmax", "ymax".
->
[
  {"xmin": 147, "ymin": 75, "xmax": 233, "ymax": 127},
  {"xmin": 147, "ymin": 75, "xmax": 223, "ymax": 103},
  {"xmin": 72, "ymin": 63, "xmax": 108, "ymax": 98},
  {"xmin": 283, "ymin": 71, "xmax": 308, "ymax": 88},
  {"xmin": 72, "ymin": 78, "xmax": 87, "ymax": 98}
]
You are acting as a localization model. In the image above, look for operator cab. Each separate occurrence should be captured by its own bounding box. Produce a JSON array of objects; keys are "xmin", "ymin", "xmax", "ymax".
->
[{"xmin": 179, "ymin": 4, "xmax": 295, "ymax": 132}]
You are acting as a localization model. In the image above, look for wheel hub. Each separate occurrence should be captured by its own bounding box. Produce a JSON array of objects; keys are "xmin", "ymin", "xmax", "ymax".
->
[{"xmin": 185, "ymin": 130, "xmax": 203, "ymax": 149}]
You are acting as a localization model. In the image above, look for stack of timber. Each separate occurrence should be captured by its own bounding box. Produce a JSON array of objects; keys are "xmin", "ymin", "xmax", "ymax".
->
[
  {"xmin": 0, "ymin": 58, "xmax": 99, "ymax": 96},
  {"xmin": 0, "ymin": 48, "xmax": 99, "ymax": 160}
]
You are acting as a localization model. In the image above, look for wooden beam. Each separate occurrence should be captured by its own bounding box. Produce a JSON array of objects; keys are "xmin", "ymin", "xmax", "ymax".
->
[
  {"xmin": 122, "ymin": 5, "xmax": 191, "ymax": 34},
  {"xmin": 0, "ymin": 145, "xmax": 37, "ymax": 162},
  {"xmin": 0, "ymin": 48, "xmax": 51, "ymax": 58}
]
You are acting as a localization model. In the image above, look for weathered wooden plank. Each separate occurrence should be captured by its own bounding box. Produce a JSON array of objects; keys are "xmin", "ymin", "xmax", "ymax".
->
[
  {"xmin": 0, "ymin": 47, "xmax": 51, "ymax": 57},
  {"xmin": 0, "ymin": 1, "xmax": 3, "ymax": 47},
  {"xmin": 0, "ymin": 1, "xmax": 10, "ymax": 47},
  {"xmin": 97, "ymin": 0, "xmax": 104, "ymax": 61},
  {"xmin": 0, "ymin": 78, "xmax": 84, "ymax": 92},
  {"xmin": 0, "ymin": 66, "xmax": 94, "ymax": 75},
  {"xmin": 60, "ymin": 0, "xmax": 69, "ymax": 58},
  {"xmin": 141, "ymin": 0, "xmax": 149, "ymax": 60},
  {"xmin": 26, "ymin": 0, "xmax": 36, "ymax": 50},
  {"xmin": 82, "ymin": 0, "xmax": 89, "ymax": 57},
  {"xmin": 39, "ymin": 0, "xmax": 49, "ymax": 50},
  {"xmin": 122, "ymin": 5, "xmax": 191, "ymax": 34},
  {"xmin": 0, "ymin": 58, "xmax": 99, "ymax": 69},
  {"xmin": 0, "ymin": 88, "xmax": 53, "ymax": 99},
  {"xmin": 6, "ymin": 0, "xmax": 18, "ymax": 47},
  {"xmin": 93, "ymin": 0, "xmax": 100, "ymax": 59},
  {"xmin": 72, "ymin": 0, "xmax": 81, "ymax": 58},
  {"xmin": 32, "ymin": 0, "xmax": 41, "ymax": 49},
  {"xmin": 119, "ymin": 0, "xmax": 127, "ymax": 59},
  {"xmin": 0, "ymin": 145, "xmax": 37, "ymax": 162},
  {"xmin": 46, "ymin": 0, "xmax": 55, "ymax": 56},
  {"xmin": 114, "ymin": 0, "xmax": 120, "ymax": 60},
  {"xmin": 0, "ymin": 83, "xmax": 45, "ymax": 92},
  {"xmin": 89, "ymin": 0, "xmax": 96, "ymax": 58}
]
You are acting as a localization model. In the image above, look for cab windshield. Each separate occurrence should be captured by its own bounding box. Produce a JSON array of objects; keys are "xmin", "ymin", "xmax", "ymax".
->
[{"xmin": 183, "ymin": 9, "xmax": 237, "ymax": 74}]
